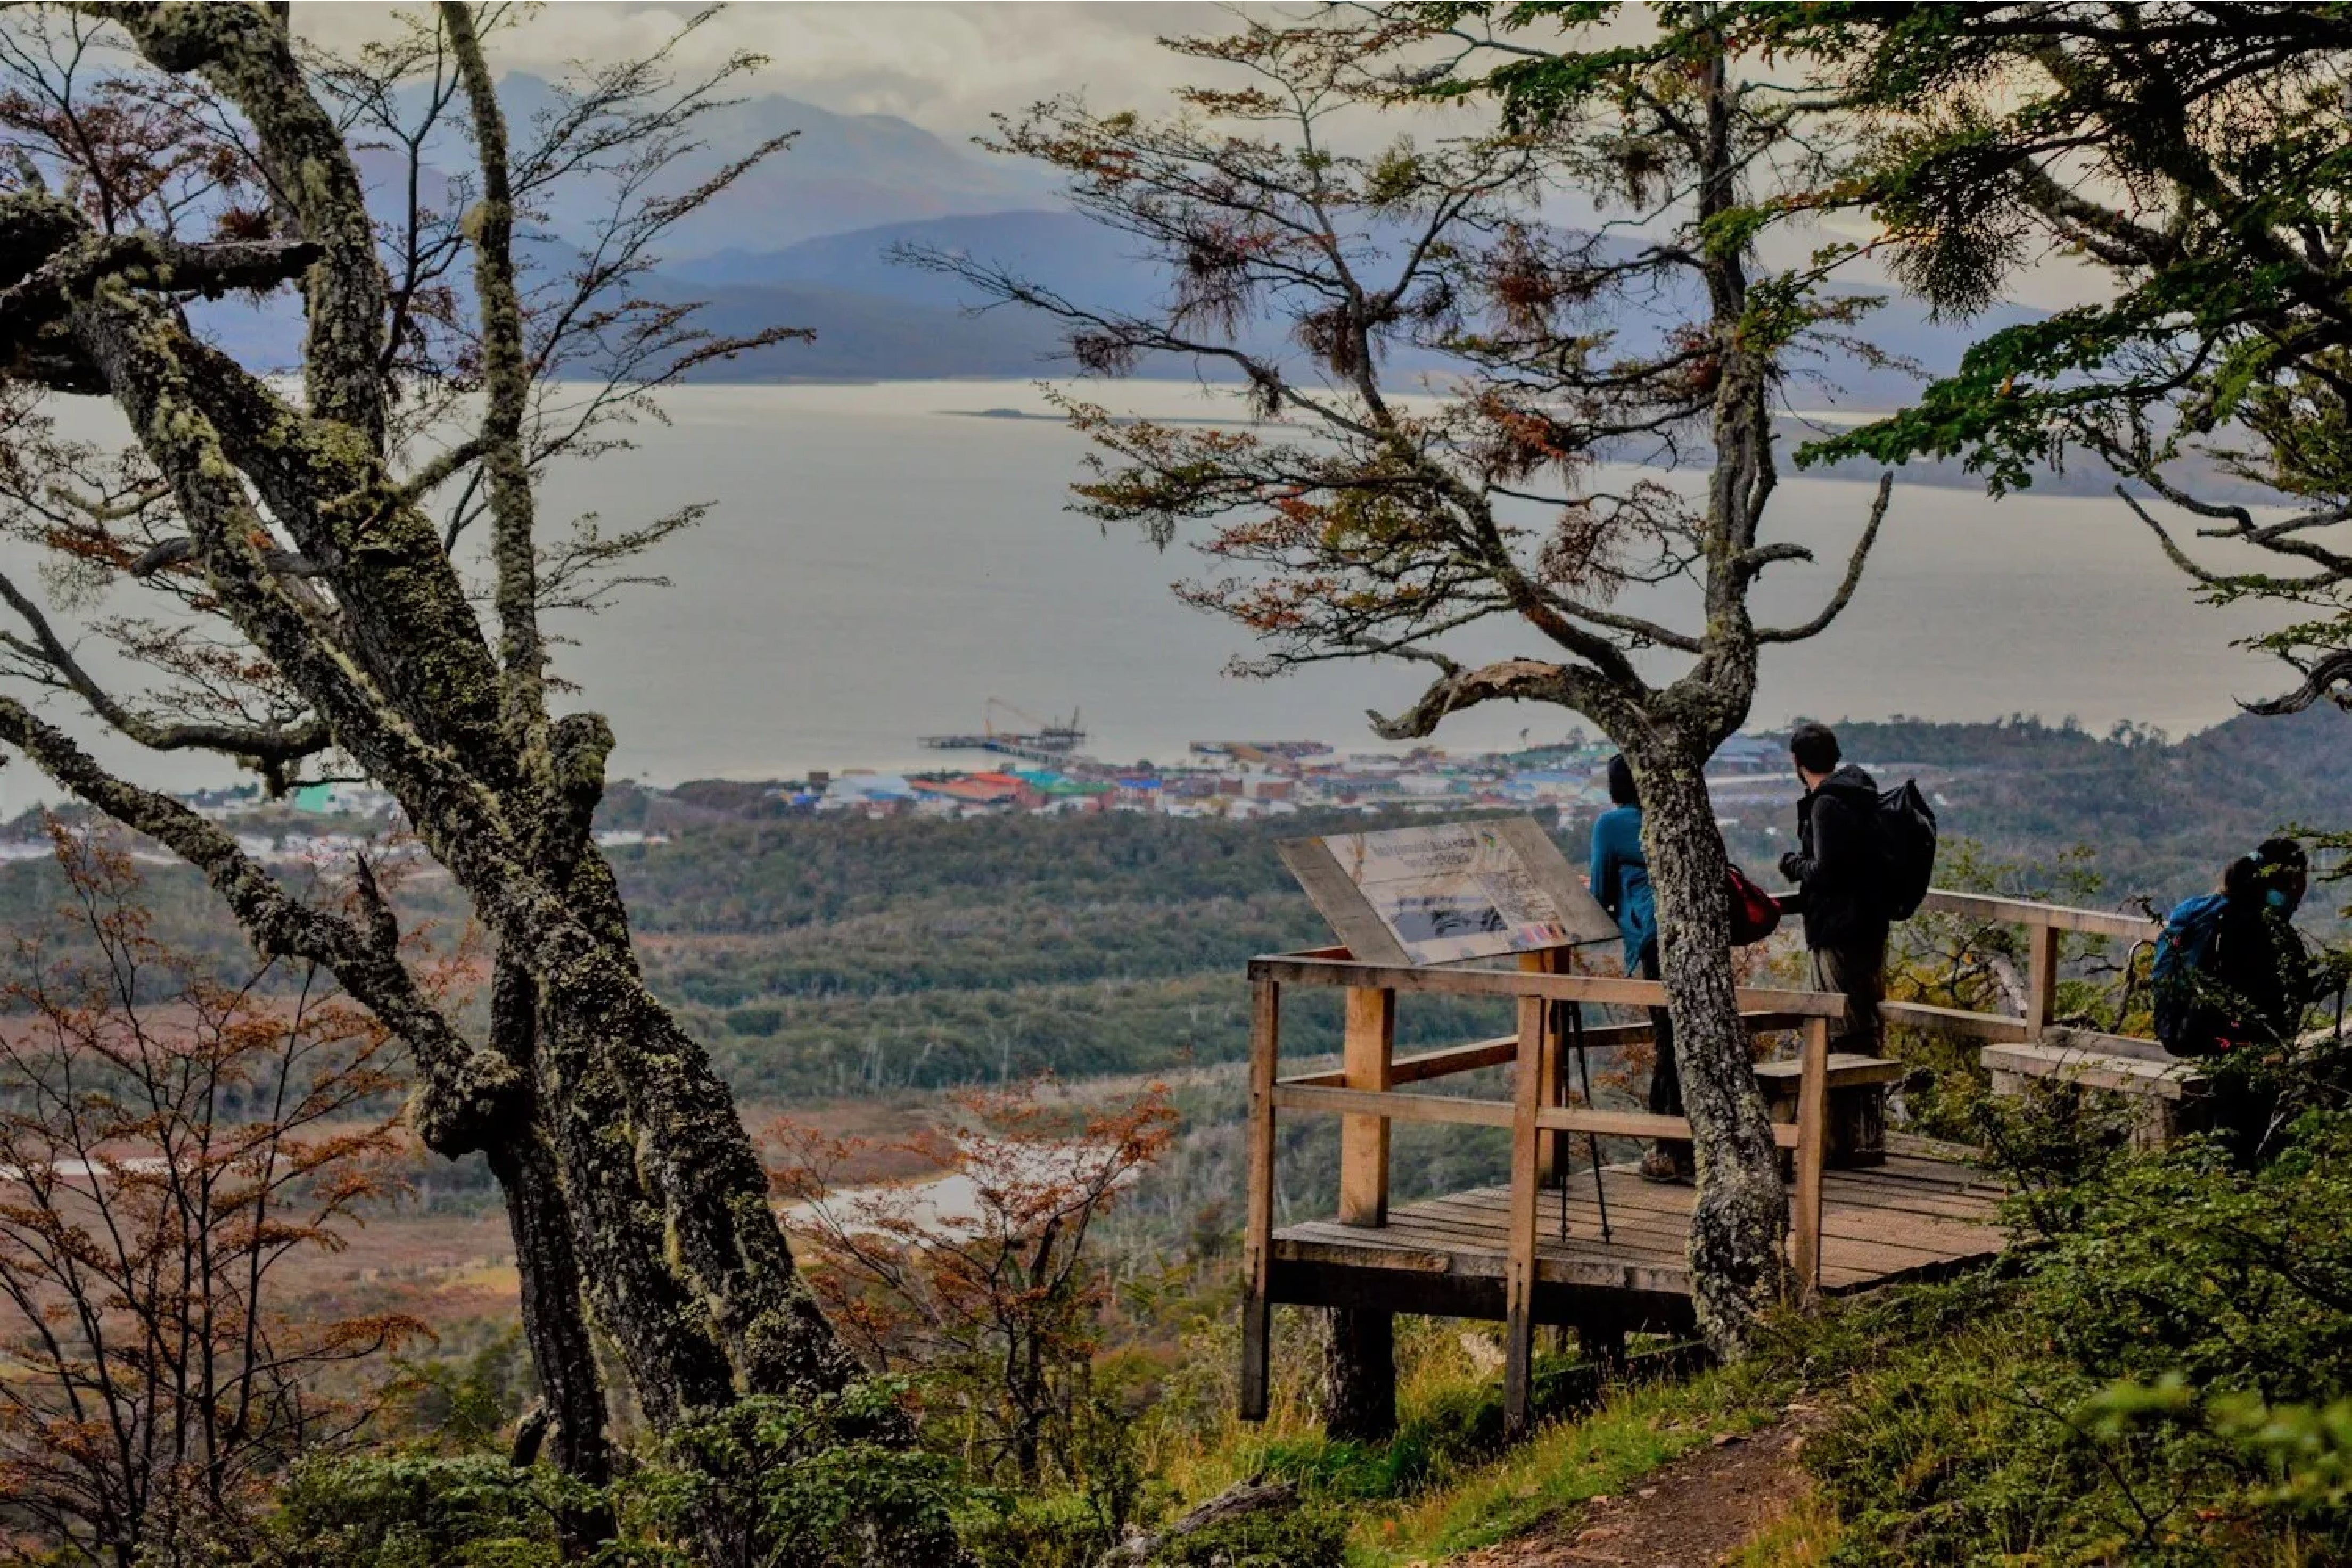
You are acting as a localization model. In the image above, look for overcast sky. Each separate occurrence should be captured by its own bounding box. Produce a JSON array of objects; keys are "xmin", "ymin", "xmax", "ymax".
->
[
  {"xmin": 287, "ymin": 1, "xmax": 2100, "ymax": 309},
  {"xmin": 297, "ymin": 2, "xmax": 1237, "ymax": 139}
]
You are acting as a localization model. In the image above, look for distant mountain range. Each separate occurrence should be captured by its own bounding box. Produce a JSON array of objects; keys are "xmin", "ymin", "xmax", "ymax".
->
[
  {"xmin": 184, "ymin": 73, "xmax": 2059, "ymax": 407},
  {"xmin": 651, "ymin": 209, "xmax": 2050, "ymax": 412},
  {"xmin": 500, "ymin": 76, "xmax": 1060, "ymax": 253},
  {"xmin": 667, "ymin": 210, "xmax": 1157, "ymax": 311}
]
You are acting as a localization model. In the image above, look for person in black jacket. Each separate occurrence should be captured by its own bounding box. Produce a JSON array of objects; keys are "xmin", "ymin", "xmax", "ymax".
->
[
  {"xmin": 2208, "ymin": 839, "xmax": 2318, "ymax": 1051},
  {"xmin": 1777, "ymin": 722, "xmax": 1888, "ymax": 1054},
  {"xmin": 2198, "ymin": 838, "xmax": 2326, "ymax": 1164}
]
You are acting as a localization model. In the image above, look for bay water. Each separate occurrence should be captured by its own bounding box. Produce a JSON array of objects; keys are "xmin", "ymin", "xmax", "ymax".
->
[
  {"xmin": 538, "ymin": 381, "xmax": 2291, "ymax": 781},
  {"xmin": 0, "ymin": 378, "xmax": 2298, "ymax": 805}
]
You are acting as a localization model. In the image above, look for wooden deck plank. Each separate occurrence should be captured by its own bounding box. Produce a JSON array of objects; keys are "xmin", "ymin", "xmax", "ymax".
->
[
  {"xmin": 1425, "ymin": 1207, "xmax": 1692, "ymax": 1262},
  {"xmin": 1272, "ymin": 1232, "xmax": 1884, "ymax": 1293},
  {"xmin": 1422, "ymin": 1171, "xmax": 2001, "ymax": 1248},
  {"xmin": 1293, "ymin": 1203, "xmax": 1687, "ymax": 1265},
  {"xmin": 1434, "ymin": 1182, "xmax": 1996, "ymax": 1266},
  {"xmin": 1826, "ymin": 1164, "xmax": 2009, "ymax": 1207},
  {"xmin": 1836, "ymin": 1197, "xmax": 2004, "ymax": 1229},
  {"xmin": 1816, "ymin": 1208, "xmax": 2004, "ymax": 1260},
  {"xmin": 1269, "ymin": 1157, "xmax": 2003, "ymax": 1311},
  {"xmin": 1343, "ymin": 1189, "xmax": 1994, "ymax": 1272},
  {"xmin": 1422, "ymin": 1182, "xmax": 1682, "ymax": 1232},
  {"xmin": 1873, "ymin": 1152, "xmax": 2010, "ymax": 1190},
  {"xmin": 1272, "ymin": 1228, "xmax": 1881, "ymax": 1294},
  {"xmin": 1817, "ymin": 1187, "xmax": 2008, "ymax": 1224},
  {"xmin": 1274, "ymin": 1231, "xmax": 1694, "ymax": 1294},
  {"xmin": 1411, "ymin": 1196, "xmax": 1694, "ymax": 1259},
  {"xmin": 1827, "ymin": 1159, "xmax": 2004, "ymax": 1198},
  {"xmin": 1291, "ymin": 1194, "xmax": 1685, "ymax": 1256},
  {"xmin": 1378, "ymin": 1201, "xmax": 1692, "ymax": 1267},
  {"xmin": 1829, "ymin": 1178, "xmax": 2005, "ymax": 1214}
]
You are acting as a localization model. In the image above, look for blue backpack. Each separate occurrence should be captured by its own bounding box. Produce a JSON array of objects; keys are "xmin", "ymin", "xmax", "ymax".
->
[{"xmin": 2151, "ymin": 893, "xmax": 2228, "ymax": 1052}]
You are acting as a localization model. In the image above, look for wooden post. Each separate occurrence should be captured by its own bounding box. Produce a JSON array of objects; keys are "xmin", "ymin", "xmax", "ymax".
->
[
  {"xmin": 1338, "ymin": 987, "xmax": 1395, "ymax": 1226},
  {"xmin": 1790, "ymin": 1013, "xmax": 1829, "ymax": 1299},
  {"xmin": 1239, "ymin": 978, "xmax": 1279, "ymax": 1421},
  {"xmin": 1519, "ymin": 949, "xmax": 1567, "ymax": 1181},
  {"xmin": 1503, "ymin": 993, "xmax": 1545, "ymax": 1439},
  {"xmin": 2025, "ymin": 920, "xmax": 2061, "ymax": 1039},
  {"xmin": 1327, "ymin": 985, "xmax": 1399, "ymax": 1440}
]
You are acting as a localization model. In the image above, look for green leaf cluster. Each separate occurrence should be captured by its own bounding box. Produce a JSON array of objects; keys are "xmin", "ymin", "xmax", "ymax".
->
[
  {"xmin": 262, "ymin": 1383, "xmax": 965, "ymax": 1568},
  {"xmin": 1800, "ymin": 1113, "xmax": 2352, "ymax": 1563}
]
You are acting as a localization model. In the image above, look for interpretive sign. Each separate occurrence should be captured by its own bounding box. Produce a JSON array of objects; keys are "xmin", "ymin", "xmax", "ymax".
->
[{"xmin": 1277, "ymin": 816, "xmax": 1618, "ymax": 967}]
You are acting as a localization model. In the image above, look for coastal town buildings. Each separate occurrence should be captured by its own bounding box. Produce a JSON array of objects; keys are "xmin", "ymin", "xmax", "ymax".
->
[
  {"xmin": 0, "ymin": 730, "xmax": 1808, "ymax": 858},
  {"xmin": 743, "ymin": 731, "xmax": 1792, "ymax": 822}
]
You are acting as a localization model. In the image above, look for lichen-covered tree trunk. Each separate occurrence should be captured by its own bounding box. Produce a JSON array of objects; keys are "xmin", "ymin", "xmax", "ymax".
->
[
  {"xmin": 486, "ymin": 959, "xmax": 614, "ymax": 1551},
  {"xmin": 1626, "ymin": 745, "xmax": 1793, "ymax": 1348},
  {"xmin": 485, "ymin": 1134, "xmax": 614, "ymax": 1545},
  {"xmin": 0, "ymin": 5, "xmax": 883, "ymax": 1528}
]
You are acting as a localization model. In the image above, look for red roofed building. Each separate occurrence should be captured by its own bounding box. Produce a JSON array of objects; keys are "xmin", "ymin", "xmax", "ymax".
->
[{"xmin": 909, "ymin": 773, "xmax": 1042, "ymax": 812}]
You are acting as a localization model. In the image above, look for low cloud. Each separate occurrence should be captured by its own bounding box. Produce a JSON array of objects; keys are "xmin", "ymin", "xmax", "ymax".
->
[{"xmin": 297, "ymin": 1, "xmax": 1233, "ymax": 138}]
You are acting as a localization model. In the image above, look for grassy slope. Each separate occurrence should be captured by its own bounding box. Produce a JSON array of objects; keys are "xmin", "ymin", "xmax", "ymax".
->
[{"xmin": 1137, "ymin": 1309, "xmax": 1794, "ymax": 1566}]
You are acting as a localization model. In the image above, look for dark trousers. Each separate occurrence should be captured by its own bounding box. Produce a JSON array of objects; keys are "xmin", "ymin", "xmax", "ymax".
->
[
  {"xmin": 2206, "ymin": 1053, "xmax": 2281, "ymax": 1168},
  {"xmin": 1812, "ymin": 930, "xmax": 1887, "ymax": 1056},
  {"xmin": 1640, "ymin": 945, "xmax": 1682, "ymax": 1118}
]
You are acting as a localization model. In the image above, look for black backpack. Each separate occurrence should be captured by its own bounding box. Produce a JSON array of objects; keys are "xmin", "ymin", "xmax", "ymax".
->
[{"xmin": 1875, "ymin": 779, "xmax": 1937, "ymax": 921}]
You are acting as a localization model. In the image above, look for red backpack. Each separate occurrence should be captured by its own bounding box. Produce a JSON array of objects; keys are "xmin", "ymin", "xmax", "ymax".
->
[{"xmin": 1726, "ymin": 863, "xmax": 1782, "ymax": 946}]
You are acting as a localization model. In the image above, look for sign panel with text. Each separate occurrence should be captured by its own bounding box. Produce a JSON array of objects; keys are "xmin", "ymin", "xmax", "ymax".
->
[{"xmin": 1277, "ymin": 816, "xmax": 1617, "ymax": 966}]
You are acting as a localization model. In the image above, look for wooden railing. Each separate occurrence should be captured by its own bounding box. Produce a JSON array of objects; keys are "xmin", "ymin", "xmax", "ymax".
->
[
  {"xmin": 1238, "ymin": 947, "xmax": 1848, "ymax": 1436},
  {"xmin": 1237, "ymin": 891, "xmax": 2164, "ymax": 1435},
  {"xmin": 1880, "ymin": 890, "xmax": 2161, "ymax": 1043}
]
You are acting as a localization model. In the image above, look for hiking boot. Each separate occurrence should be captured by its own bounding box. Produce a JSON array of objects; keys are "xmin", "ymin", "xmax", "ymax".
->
[{"xmin": 1636, "ymin": 1146, "xmax": 1686, "ymax": 1183}]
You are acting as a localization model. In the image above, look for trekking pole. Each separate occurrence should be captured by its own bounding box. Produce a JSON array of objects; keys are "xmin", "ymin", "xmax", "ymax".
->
[{"xmin": 1570, "ymin": 1001, "xmax": 1612, "ymax": 1245}]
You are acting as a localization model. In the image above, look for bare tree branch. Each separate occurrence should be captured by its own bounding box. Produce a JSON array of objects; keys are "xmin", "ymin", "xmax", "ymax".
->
[
  {"xmin": 0, "ymin": 562, "xmax": 330, "ymax": 768},
  {"xmin": 0, "ymin": 694, "xmax": 519, "ymax": 1157},
  {"xmin": 1756, "ymin": 472, "xmax": 1893, "ymax": 643}
]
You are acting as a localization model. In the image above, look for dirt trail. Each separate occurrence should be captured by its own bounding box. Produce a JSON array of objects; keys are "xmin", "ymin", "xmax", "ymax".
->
[{"xmin": 1449, "ymin": 1406, "xmax": 1821, "ymax": 1568}]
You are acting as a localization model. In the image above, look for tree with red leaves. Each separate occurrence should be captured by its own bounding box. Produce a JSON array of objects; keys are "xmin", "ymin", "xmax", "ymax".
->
[
  {"xmin": 0, "ymin": 823, "xmax": 423, "ymax": 1565},
  {"xmin": 772, "ymin": 1080, "xmax": 1177, "ymax": 1488},
  {"xmin": 922, "ymin": 6, "xmax": 1894, "ymax": 1351}
]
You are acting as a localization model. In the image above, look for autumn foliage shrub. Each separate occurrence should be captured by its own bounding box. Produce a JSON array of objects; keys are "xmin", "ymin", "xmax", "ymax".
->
[
  {"xmin": 772, "ymin": 1078, "xmax": 1177, "ymax": 1489},
  {"xmin": 0, "ymin": 824, "xmax": 427, "ymax": 1563}
]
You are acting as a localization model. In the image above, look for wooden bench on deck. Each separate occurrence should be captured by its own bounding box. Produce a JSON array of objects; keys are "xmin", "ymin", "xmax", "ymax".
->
[
  {"xmin": 1985, "ymin": 1029, "xmax": 2211, "ymax": 1147},
  {"xmin": 1882, "ymin": 892, "xmax": 2205, "ymax": 1145},
  {"xmin": 1757, "ymin": 1053, "xmax": 1905, "ymax": 1167}
]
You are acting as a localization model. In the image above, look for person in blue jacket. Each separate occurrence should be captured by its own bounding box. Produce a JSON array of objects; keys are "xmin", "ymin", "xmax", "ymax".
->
[{"xmin": 1590, "ymin": 755, "xmax": 1689, "ymax": 1181}]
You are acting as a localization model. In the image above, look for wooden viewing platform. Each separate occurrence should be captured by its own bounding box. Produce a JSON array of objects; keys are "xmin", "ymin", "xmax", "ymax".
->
[{"xmin": 1236, "ymin": 886, "xmax": 2186, "ymax": 1437}]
